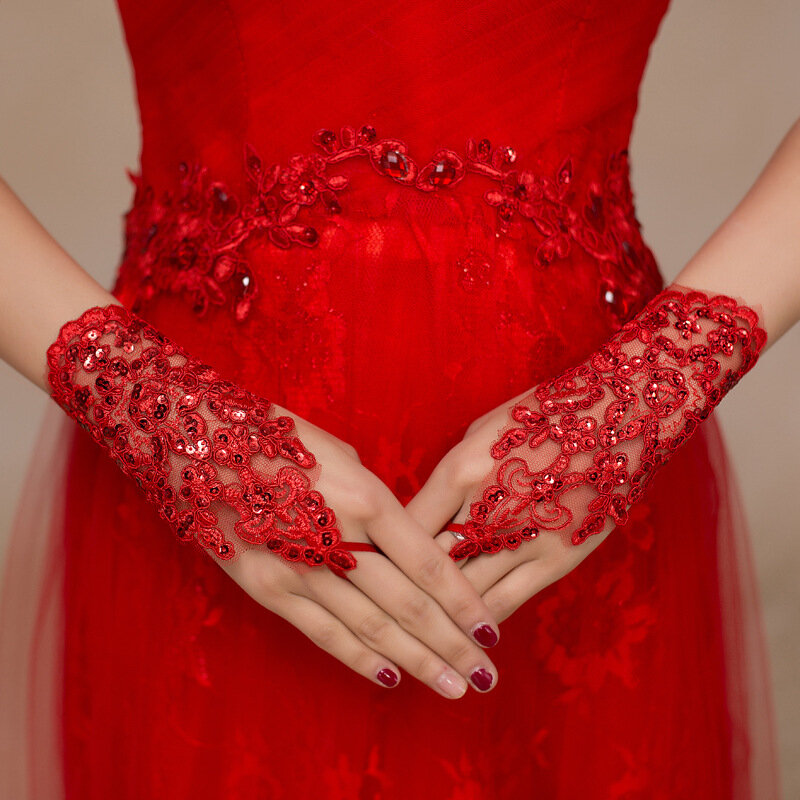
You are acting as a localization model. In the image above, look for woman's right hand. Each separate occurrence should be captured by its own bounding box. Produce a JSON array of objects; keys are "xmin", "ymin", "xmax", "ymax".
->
[
  {"xmin": 43, "ymin": 303, "xmax": 500, "ymax": 699},
  {"xmin": 215, "ymin": 407, "xmax": 501, "ymax": 699}
]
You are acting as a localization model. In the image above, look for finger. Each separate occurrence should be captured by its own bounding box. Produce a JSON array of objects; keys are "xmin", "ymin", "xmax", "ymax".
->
[
  {"xmin": 301, "ymin": 563, "xmax": 486, "ymax": 698},
  {"xmin": 273, "ymin": 592, "xmax": 403, "ymax": 689},
  {"xmin": 403, "ymin": 459, "xmax": 466, "ymax": 536},
  {"xmin": 459, "ymin": 544, "xmax": 529, "ymax": 596},
  {"xmin": 479, "ymin": 559, "xmax": 556, "ymax": 624},
  {"xmin": 431, "ymin": 495, "xmax": 471, "ymax": 565},
  {"xmin": 330, "ymin": 551, "xmax": 499, "ymax": 692},
  {"xmin": 365, "ymin": 502, "xmax": 501, "ymax": 650}
]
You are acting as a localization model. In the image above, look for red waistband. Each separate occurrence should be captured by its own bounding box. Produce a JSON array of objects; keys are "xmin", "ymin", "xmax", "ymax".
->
[{"xmin": 114, "ymin": 123, "xmax": 661, "ymax": 326}]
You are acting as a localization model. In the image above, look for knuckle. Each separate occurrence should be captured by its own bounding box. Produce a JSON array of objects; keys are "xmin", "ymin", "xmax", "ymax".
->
[
  {"xmin": 413, "ymin": 651, "xmax": 441, "ymax": 681},
  {"xmin": 416, "ymin": 553, "xmax": 446, "ymax": 589},
  {"xmin": 464, "ymin": 416, "xmax": 485, "ymax": 437},
  {"xmin": 346, "ymin": 477, "xmax": 384, "ymax": 522},
  {"xmin": 249, "ymin": 565, "xmax": 283, "ymax": 606},
  {"xmin": 453, "ymin": 453, "xmax": 487, "ymax": 489},
  {"xmin": 343, "ymin": 442, "xmax": 361, "ymax": 462},
  {"xmin": 351, "ymin": 648, "xmax": 378, "ymax": 675},
  {"xmin": 486, "ymin": 593, "xmax": 512, "ymax": 624},
  {"xmin": 445, "ymin": 637, "xmax": 475, "ymax": 667},
  {"xmin": 448, "ymin": 439, "xmax": 495, "ymax": 489},
  {"xmin": 356, "ymin": 612, "xmax": 393, "ymax": 646},
  {"xmin": 398, "ymin": 592, "xmax": 434, "ymax": 628},
  {"xmin": 487, "ymin": 586, "xmax": 515, "ymax": 619},
  {"xmin": 448, "ymin": 592, "xmax": 479, "ymax": 624},
  {"xmin": 434, "ymin": 447, "xmax": 463, "ymax": 484},
  {"xmin": 448, "ymin": 447, "xmax": 476, "ymax": 488},
  {"xmin": 309, "ymin": 622, "xmax": 340, "ymax": 651}
]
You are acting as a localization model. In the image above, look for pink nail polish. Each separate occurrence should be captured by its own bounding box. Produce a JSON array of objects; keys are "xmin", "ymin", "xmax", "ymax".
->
[{"xmin": 472, "ymin": 623, "xmax": 498, "ymax": 647}]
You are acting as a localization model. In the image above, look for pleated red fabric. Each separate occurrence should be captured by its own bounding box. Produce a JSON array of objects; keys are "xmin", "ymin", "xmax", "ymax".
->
[{"xmin": 0, "ymin": 0, "xmax": 782, "ymax": 796}]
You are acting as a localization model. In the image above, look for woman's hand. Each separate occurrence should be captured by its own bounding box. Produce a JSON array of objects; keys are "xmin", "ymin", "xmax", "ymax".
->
[
  {"xmin": 405, "ymin": 286, "xmax": 768, "ymax": 625},
  {"xmin": 404, "ymin": 388, "xmax": 612, "ymax": 626},
  {"xmin": 216, "ymin": 407, "xmax": 502, "ymax": 699},
  {"xmin": 45, "ymin": 304, "xmax": 501, "ymax": 702}
]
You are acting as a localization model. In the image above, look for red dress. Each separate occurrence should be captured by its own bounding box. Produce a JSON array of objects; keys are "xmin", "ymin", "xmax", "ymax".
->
[{"xmin": 0, "ymin": 0, "xmax": 782, "ymax": 797}]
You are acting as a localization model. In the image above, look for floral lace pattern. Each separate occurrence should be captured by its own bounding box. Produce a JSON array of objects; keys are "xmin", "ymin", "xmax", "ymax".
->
[
  {"xmin": 115, "ymin": 124, "xmax": 659, "ymax": 322},
  {"xmin": 46, "ymin": 304, "xmax": 377, "ymax": 575},
  {"xmin": 445, "ymin": 285, "xmax": 767, "ymax": 557}
]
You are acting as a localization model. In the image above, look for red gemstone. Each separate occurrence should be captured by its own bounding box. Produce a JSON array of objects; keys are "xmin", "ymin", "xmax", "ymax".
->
[
  {"xmin": 316, "ymin": 129, "xmax": 336, "ymax": 152},
  {"xmin": 497, "ymin": 202, "xmax": 514, "ymax": 222},
  {"xmin": 430, "ymin": 160, "xmax": 456, "ymax": 186},
  {"xmin": 379, "ymin": 149, "xmax": 409, "ymax": 178}
]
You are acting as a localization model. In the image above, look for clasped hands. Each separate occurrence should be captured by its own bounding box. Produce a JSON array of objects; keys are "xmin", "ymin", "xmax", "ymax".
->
[
  {"xmin": 218, "ymin": 384, "xmax": 614, "ymax": 701},
  {"xmin": 47, "ymin": 289, "xmax": 766, "ymax": 702}
]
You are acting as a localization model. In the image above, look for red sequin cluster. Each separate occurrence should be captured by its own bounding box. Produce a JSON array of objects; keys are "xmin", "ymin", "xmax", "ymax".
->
[
  {"xmin": 448, "ymin": 285, "xmax": 767, "ymax": 558},
  {"xmin": 46, "ymin": 304, "xmax": 362, "ymax": 575},
  {"xmin": 115, "ymin": 124, "xmax": 659, "ymax": 321}
]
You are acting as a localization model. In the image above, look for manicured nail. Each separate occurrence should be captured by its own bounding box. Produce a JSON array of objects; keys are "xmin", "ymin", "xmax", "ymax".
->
[
  {"xmin": 376, "ymin": 668, "xmax": 399, "ymax": 687},
  {"xmin": 471, "ymin": 623, "xmax": 499, "ymax": 648},
  {"xmin": 436, "ymin": 669, "xmax": 467, "ymax": 699},
  {"xmin": 470, "ymin": 667, "xmax": 495, "ymax": 692}
]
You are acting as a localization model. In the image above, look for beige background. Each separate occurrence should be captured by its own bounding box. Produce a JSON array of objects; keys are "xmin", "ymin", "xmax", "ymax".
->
[{"xmin": 1, "ymin": 0, "xmax": 798, "ymax": 793}]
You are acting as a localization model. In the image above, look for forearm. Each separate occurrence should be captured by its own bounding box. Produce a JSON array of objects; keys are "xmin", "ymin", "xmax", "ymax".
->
[
  {"xmin": 672, "ymin": 116, "xmax": 800, "ymax": 344},
  {"xmin": 0, "ymin": 174, "xmax": 117, "ymax": 391}
]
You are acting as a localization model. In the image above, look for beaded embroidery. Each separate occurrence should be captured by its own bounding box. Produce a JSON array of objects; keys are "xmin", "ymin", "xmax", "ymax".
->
[
  {"xmin": 115, "ymin": 124, "xmax": 659, "ymax": 322},
  {"xmin": 445, "ymin": 285, "xmax": 767, "ymax": 557},
  {"xmin": 46, "ymin": 304, "xmax": 373, "ymax": 575}
]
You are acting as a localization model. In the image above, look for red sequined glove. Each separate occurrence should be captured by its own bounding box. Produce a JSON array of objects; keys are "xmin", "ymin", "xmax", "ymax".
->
[
  {"xmin": 46, "ymin": 304, "xmax": 380, "ymax": 577},
  {"xmin": 443, "ymin": 284, "xmax": 767, "ymax": 558}
]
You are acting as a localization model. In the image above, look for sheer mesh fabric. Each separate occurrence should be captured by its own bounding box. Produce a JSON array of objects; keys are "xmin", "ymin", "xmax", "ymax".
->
[
  {"xmin": 445, "ymin": 284, "xmax": 767, "ymax": 556},
  {"xmin": 46, "ymin": 304, "xmax": 379, "ymax": 575}
]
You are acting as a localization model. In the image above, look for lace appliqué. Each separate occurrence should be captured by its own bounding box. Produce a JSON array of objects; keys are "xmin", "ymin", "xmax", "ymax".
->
[
  {"xmin": 115, "ymin": 124, "xmax": 658, "ymax": 321},
  {"xmin": 446, "ymin": 285, "xmax": 767, "ymax": 557},
  {"xmin": 46, "ymin": 304, "xmax": 371, "ymax": 576}
]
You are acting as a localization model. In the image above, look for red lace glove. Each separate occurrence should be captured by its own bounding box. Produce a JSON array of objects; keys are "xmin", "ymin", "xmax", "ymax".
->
[
  {"xmin": 46, "ymin": 304, "xmax": 380, "ymax": 577},
  {"xmin": 443, "ymin": 284, "xmax": 767, "ymax": 558}
]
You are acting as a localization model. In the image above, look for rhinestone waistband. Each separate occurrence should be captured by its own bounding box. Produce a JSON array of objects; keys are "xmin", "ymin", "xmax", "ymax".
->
[{"xmin": 113, "ymin": 123, "xmax": 662, "ymax": 324}]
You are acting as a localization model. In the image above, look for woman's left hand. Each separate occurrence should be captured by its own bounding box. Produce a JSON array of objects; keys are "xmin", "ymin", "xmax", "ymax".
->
[
  {"xmin": 405, "ymin": 283, "xmax": 771, "ymax": 626},
  {"xmin": 403, "ymin": 386, "xmax": 616, "ymax": 626}
]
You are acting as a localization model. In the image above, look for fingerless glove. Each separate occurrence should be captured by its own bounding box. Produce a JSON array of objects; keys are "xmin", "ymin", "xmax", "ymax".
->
[
  {"xmin": 46, "ymin": 304, "xmax": 379, "ymax": 577},
  {"xmin": 445, "ymin": 284, "xmax": 767, "ymax": 558}
]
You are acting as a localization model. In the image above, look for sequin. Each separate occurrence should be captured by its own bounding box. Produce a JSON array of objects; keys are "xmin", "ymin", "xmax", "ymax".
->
[
  {"xmin": 46, "ymin": 304, "xmax": 375, "ymax": 576},
  {"xmin": 447, "ymin": 285, "xmax": 767, "ymax": 557}
]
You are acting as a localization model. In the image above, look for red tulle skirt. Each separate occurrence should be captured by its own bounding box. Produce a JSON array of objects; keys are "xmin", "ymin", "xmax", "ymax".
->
[{"xmin": 0, "ymin": 387, "xmax": 781, "ymax": 799}]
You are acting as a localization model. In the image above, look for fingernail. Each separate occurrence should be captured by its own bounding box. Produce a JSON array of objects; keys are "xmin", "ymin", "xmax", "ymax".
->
[
  {"xmin": 471, "ymin": 623, "xmax": 499, "ymax": 648},
  {"xmin": 436, "ymin": 669, "xmax": 467, "ymax": 699},
  {"xmin": 470, "ymin": 667, "xmax": 495, "ymax": 692},
  {"xmin": 376, "ymin": 668, "xmax": 399, "ymax": 687}
]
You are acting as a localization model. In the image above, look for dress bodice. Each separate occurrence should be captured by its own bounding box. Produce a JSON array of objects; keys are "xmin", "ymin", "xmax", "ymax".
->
[
  {"xmin": 116, "ymin": 0, "xmax": 671, "ymax": 192},
  {"xmin": 109, "ymin": 0, "xmax": 673, "ymax": 488}
]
